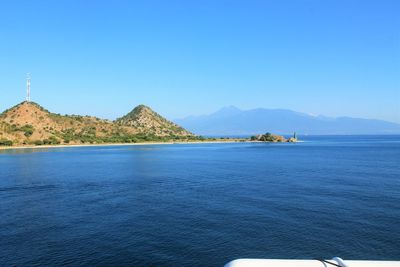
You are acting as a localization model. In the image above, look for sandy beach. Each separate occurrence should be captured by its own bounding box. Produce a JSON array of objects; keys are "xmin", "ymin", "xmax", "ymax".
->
[{"xmin": 0, "ymin": 139, "xmax": 249, "ymax": 151}]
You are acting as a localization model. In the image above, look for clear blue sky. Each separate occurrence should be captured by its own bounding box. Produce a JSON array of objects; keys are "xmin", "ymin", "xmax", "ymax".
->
[{"xmin": 0, "ymin": 0, "xmax": 399, "ymax": 122}]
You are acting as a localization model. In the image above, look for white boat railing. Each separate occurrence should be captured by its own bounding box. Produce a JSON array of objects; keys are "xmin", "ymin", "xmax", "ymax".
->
[{"xmin": 224, "ymin": 257, "xmax": 400, "ymax": 267}]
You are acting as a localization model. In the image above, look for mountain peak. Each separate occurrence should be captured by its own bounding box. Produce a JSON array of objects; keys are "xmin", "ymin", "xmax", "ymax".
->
[
  {"xmin": 1, "ymin": 101, "xmax": 49, "ymax": 116},
  {"xmin": 118, "ymin": 104, "xmax": 153, "ymax": 121},
  {"xmin": 133, "ymin": 104, "xmax": 152, "ymax": 112},
  {"xmin": 0, "ymin": 101, "xmax": 51, "ymax": 127},
  {"xmin": 222, "ymin": 105, "xmax": 241, "ymax": 111},
  {"xmin": 218, "ymin": 105, "xmax": 241, "ymax": 112},
  {"xmin": 212, "ymin": 105, "xmax": 242, "ymax": 117},
  {"xmin": 116, "ymin": 105, "xmax": 192, "ymax": 136}
]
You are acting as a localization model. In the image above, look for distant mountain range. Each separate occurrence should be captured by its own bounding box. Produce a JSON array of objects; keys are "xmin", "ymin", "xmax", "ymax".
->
[{"xmin": 174, "ymin": 106, "xmax": 400, "ymax": 136}]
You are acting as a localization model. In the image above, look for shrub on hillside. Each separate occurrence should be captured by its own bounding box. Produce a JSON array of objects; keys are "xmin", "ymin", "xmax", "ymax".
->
[
  {"xmin": 0, "ymin": 139, "xmax": 13, "ymax": 146},
  {"xmin": 33, "ymin": 140, "xmax": 43, "ymax": 145},
  {"xmin": 18, "ymin": 124, "xmax": 34, "ymax": 137}
]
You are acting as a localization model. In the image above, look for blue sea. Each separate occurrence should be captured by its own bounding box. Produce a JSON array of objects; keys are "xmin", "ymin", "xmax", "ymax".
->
[{"xmin": 1, "ymin": 136, "xmax": 399, "ymax": 266}]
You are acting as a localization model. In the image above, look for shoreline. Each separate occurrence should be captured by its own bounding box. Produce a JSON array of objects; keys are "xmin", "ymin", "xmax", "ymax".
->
[{"xmin": 0, "ymin": 140, "xmax": 250, "ymax": 151}]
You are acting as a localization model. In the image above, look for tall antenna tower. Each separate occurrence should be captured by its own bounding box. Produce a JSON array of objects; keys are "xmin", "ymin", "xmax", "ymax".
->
[{"xmin": 26, "ymin": 73, "xmax": 31, "ymax": 102}]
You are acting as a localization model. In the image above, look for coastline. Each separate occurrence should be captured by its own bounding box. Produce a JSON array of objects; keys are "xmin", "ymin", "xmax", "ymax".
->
[{"xmin": 0, "ymin": 139, "xmax": 250, "ymax": 151}]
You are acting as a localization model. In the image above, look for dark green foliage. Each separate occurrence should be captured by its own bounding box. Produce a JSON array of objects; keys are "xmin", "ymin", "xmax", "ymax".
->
[
  {"xmin": 20, "ymin": 124, "xmax": 34, "ymax": 137},
  {"xmin": 259, "ymin": 132, "xmax": 273, "ymax": 142},
  {"xmin": 250, "ymin": 132, "xmax": 285, "ymax": 142},
  {"xmin": 10, "ymin": 124, "xmax": 19, "ymax": 132},
  {"xmin": 33, "ymin": 140, "xmax": 43, "ymax": 145},
  {"xmin": 0, "ymin": 139, "xmax": 13, "ymax": 146},
  {"xmin": 42, "ymin": 136, "xmax": 60, "ymax": 145},
  {"xmin": 52, "ymin": 130, "xmax": 208, "ymax": 144},
  {"xmin": 4, "ymin": 123, "xmax": 35, "ymax": 137}
]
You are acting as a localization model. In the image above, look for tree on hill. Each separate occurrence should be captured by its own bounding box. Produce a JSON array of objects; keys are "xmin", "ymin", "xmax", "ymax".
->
[{"xmin": 250, "ymin": 132, "xmax": 286, "ymax": 142}]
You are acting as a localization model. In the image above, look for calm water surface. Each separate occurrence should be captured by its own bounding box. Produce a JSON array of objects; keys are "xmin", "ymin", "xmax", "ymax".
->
[{"xmin": 1, "ymin": 136, "xmax": 399, "ymax": 266}]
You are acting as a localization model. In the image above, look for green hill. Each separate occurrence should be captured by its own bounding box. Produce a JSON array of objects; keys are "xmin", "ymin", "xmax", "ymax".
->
[
  {"xmin": 0, "ymin": 101, "xmax": 194, "ymax": 146},
  {"xmin": 116, "ymin": 105, "xmax": 192, "ymax": 136}
]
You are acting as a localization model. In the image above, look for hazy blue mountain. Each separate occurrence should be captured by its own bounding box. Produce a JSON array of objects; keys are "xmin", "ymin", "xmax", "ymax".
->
[{"xmin": 174, "ymin": 106, "xmax": 400, "ymax": 136}]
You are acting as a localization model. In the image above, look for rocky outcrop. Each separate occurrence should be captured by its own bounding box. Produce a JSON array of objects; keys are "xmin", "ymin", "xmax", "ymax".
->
[{"xmin": 250, "ymin": 132, "xmax": 297, "ymax": 143}]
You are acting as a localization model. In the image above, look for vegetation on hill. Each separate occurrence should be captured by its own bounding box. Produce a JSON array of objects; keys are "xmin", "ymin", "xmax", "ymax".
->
[
  {"xmin": 0, "ymin": 102, "xmax": 296, "ymax": 147},
  {"xmin": 250, "ymin": 132, "xmax": 297, "ymax": 142},
  {"xmin": 116, "ymin": 105, "xmax": 192, "ymax": 136},
  {"xmin": 0, "ymin": 101, "xmax": 197, "ymax": 146}
]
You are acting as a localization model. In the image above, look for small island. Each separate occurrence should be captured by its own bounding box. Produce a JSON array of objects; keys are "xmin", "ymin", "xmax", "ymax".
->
[{"xmin": 250, "ymin": 132, "xmax": 298, "ymax": 143}]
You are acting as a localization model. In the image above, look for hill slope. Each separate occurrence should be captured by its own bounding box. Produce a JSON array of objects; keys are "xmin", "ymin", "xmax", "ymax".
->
[
  {"xmin": 115, "ymin": 105, "xmax": 192, "ymax": 136},
  {"xmin": 175, "ymin": 106, "xmax": 400, "ymax": 135},
  {"xmin": 0, "ymin": 102, "xmax": 193, "ymax": 146}
]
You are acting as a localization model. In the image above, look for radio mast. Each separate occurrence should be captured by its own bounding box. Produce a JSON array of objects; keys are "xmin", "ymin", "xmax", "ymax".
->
[{"xmin": 26, "ymin": 73, "xmax": 31, "ymax": 102}]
